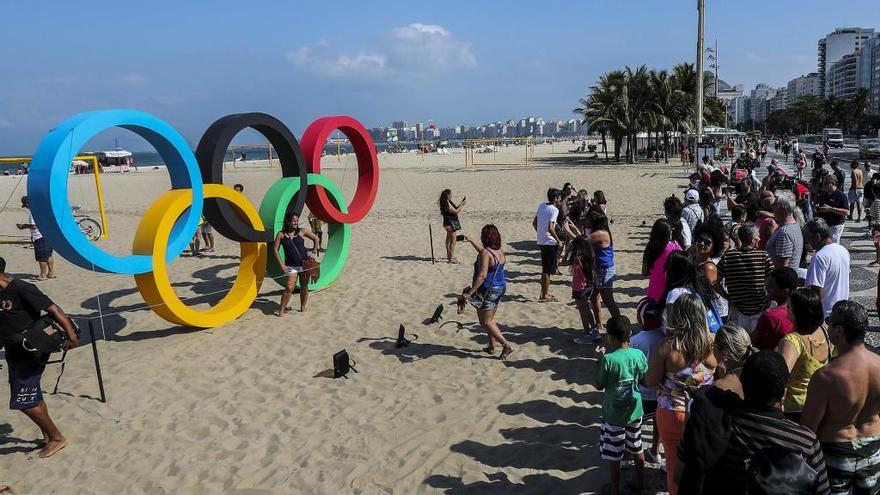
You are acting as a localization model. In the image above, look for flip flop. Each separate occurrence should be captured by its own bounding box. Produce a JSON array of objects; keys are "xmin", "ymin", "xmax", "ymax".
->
[{"xmin": 539, "ymin": 296, "xmax": 559, "ymax": 303}]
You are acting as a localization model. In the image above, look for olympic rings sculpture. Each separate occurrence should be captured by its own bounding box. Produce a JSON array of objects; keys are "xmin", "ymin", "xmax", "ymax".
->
[{"xmin": 27, "ymin": 109, "xmax": 378, "ymax": 328}]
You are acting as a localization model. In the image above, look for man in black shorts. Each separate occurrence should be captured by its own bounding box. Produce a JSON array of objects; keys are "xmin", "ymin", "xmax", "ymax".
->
[
  {"xmin": 0, "ymin": 257, "xmax": 78, "ymax": 458},
  {"xmin": 533, "ymin": 188, "xmax": 562, "ymax": 301}
]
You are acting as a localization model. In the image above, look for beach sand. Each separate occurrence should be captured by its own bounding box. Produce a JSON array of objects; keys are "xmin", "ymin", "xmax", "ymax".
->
[{"xmin": 0, "ymin": 145, "xmax": 686, "ymax": 494}]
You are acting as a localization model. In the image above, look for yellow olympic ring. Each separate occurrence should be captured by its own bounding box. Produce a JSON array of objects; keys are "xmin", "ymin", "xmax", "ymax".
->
[{"xmin": 133, "ymin": 184, "xmax": 267, "ymax": 328}]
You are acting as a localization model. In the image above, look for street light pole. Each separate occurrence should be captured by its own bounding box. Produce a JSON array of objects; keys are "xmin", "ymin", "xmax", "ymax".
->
[{"xmin": 695, "ymin": 0, "xmax": 705, "ymax": 146}]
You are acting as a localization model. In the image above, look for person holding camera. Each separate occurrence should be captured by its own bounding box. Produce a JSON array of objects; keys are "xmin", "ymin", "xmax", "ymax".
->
[
  {"xmin": 0, "ymin": 256, "xmax": 78, "ymax": 458},
  {"xmin": 439, "ymin": 189, "xmax": 465, "ymax": 264}
]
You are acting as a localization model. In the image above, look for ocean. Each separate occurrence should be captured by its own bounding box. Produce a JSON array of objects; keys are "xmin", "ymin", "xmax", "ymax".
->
[{"xmin": 1, "ymin": 141, "xmax": 435, "ymax": 173}]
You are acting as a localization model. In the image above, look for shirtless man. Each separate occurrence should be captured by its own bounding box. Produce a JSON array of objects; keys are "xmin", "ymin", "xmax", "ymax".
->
[
  {"xmin": 850, "ymin": 160, "xmax": 865, "ymax": 222},
  {"xmin": 801, "ymin": 300, "xmax": 880, "ymax": 495}
]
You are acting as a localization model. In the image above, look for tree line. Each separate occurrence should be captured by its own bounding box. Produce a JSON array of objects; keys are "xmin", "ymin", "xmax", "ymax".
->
[
  {"xmin": 574, "ymin": 63, "xmax": 726, "ymax": 164},
  {"xmin": 761, "ymin": 89, "xmax": 880, "ymax": 137}
]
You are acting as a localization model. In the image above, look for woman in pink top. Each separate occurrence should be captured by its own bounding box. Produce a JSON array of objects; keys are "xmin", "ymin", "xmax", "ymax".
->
[{"xmin": 643, "ymin": 219, "xmax": 682, "ymax": 303}]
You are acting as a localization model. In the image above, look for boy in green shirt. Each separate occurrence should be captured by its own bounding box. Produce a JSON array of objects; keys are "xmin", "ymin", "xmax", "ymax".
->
[{"xmin": 593, "ymin": 316, "xmax": 648, "ymax": 495}]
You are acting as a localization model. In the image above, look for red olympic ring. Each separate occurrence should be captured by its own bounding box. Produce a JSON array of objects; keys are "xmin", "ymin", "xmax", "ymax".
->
[{"xmin": 301, "ymin": 116, "xmax": 379, "ymax": 224}]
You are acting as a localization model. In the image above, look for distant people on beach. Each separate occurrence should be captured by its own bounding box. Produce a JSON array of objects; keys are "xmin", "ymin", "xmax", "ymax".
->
[
  {"xmin": 308, "ymin": 212, "xmax": 324, "ymax": 254},
  {"xmin": 0, "ymin": 256, "xmax": 79, "ymax": 458},
  {"xmin": 16, "ymin": 196, "xmax": 55, "ymax": 281},
  {"xmin": 457, "ymin": 225, "xmax": 513, "ymax": 360},
  {"xmin": 273, "ymin": 213, "xmax": 320, "ymax": 316},
  {"xmin": 201, "ymin": 220, "xmax": 214, "ymax": 253},
  {"xmin": 534, "ymin": 188, "xmax": 562, "ymax": 301},
  {"xmin": 439, "ymin": 189, "xmax": 465, "ymax": 263}
]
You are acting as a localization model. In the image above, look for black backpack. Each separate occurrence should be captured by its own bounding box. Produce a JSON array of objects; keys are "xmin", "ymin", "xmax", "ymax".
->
[{"xmin": 746, "ymin": 446, "xmax": 819, "ymax": 495}]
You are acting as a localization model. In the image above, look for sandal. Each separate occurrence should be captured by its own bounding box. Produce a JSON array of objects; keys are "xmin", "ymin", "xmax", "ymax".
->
[
  {"xmin": 539, "ymin": 295, "xmax": 559, "ymax": 303},
  {"xmin": 482, "ymin": 346, "xmax": 496, "ymax": 354}
]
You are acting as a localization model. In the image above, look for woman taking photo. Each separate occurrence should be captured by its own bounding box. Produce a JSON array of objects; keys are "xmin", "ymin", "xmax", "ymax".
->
[
  {"xmin": 273, "ymin": 212, "xmax": 320, "ymax": 316},
  {"xmin": 458, "ymin": 224, "xmax": 514, "ymax": 360},
  {"xmin": 439, "ymin": 189, "xmax": 466, "ymax": 263},
  {"xmin": 645, "ymin": 293, "xmax": 716, "ymax": 495},
  {"xmin": 775, "ymin": 288, "xmax": 832, "ymax": 422}
]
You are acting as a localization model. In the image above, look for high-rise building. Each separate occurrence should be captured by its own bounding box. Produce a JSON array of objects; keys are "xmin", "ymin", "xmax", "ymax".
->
[
  {"xmin": 415, "ymin": 122, "xmax": 424, "ymax": 141},
  {"xmin": 753, "ymin": 88, "xmax": 777, "ymax": 124},
  {"xmin": 829, "ymin": 52, "xmax": 860, "ymax": 100},
  {"xmin": 768, "ymin": 88, "xmax": 788, "ymax": 115},
  {"xmin": 818, "ymin": 27, "xmax": 875, "ymax": 97},
  {"xmin": 873, "ymin": 36, "xmax": 880, "ymax": 115},
  {"xmin": 786, "ymin": 73, "xmax": 821, "ymax": 105},
  {"xmin": 857, "ymin": 35, "xmax": 880, "ymax": 115}
]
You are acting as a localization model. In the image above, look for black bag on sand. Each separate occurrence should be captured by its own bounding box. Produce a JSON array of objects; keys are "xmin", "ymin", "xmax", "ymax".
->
[{"xmin": 746, "ymin": 446, "xmax": 819, "ymax": 495}]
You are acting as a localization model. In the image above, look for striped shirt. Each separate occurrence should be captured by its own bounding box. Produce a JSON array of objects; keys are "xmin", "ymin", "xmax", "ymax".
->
[
  {"xmin": 717, "ymin": 248, "xmax": 773, "ymax": 315},
  {"xmin": 678, "ymin": 388, "xmax": 830, "ymax": 494}
]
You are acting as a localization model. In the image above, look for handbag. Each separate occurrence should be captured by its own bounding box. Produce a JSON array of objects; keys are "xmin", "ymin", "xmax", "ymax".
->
[
  {"xmin": 302, "ymin": 258, "xmax": 320, "ymax": 284},
  {"xmin": 5, "ymin": 316, "xmax": 77, "ymax": 358},
  {"xmin": 468, "ymin": 252, "xmax": 502, "ymax": 307}
]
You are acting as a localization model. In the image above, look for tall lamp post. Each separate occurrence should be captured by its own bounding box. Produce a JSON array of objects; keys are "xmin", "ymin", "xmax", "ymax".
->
[{"xmin": 695, "ymin": 0, "xmax": 705, "ymax": 148}]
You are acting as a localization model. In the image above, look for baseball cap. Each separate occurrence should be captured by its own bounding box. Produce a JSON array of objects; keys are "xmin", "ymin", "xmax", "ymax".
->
[{"xmin": 685, "ymin": 189, "xmax": 699, "ymax": 202}]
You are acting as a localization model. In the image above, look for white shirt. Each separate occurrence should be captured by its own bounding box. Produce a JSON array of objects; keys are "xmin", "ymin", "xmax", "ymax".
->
[
  {"xmin": 27, "ymin": 212, "xmax": 42, "ymax": 241},
  {"xmin": 535, "ymin": 203, "xmax": 559, "ymax": 246},
  {"xmin": 805, "ymin": 242, "xmax": 850, "ymax": 316},
  {"xmin": 680, "ymin": 217, "xmax": 692, "ymax": 249}
]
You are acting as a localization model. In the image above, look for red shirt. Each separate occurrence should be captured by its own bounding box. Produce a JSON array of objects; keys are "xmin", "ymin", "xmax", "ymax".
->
[{"xmin": 752, "ymin": 304, "xmax": 794, "ymax": 350}]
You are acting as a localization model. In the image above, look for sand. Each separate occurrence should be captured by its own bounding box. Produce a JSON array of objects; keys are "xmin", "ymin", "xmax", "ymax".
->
[{"xmin": 0, "ymin": 144, "xmax": 687, "ymax": 494}]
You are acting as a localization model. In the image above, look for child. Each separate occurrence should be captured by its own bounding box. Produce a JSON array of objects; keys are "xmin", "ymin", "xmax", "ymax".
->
[
  {"xmin": 752, "ymin": 267, "xmax": 797, "ymax": 350},
  {"xmin": 725, "ymin": 205, "xmax": 746, "ymax": 250},
  {"xmin": 593, "ymin": 316, "xmax": 647, "ymax": 495},
  {"xmin": 629, "ymin": 310, "xmax": 664, "ymax": 465},
  {"xmin": 567, "ymin": 233, "xmax": 598, "ymax": 345}
]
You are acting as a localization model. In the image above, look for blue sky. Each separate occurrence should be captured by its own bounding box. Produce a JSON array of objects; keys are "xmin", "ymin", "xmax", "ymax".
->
[{"xmin": 1, "ymin": 0, "xmax": 879, "ymax": 153}]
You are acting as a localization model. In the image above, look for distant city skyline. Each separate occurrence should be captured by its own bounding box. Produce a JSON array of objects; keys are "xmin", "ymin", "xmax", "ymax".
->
[{"xmin": 2, "ymin": 1, "xmax": 880, "ymax": 153}]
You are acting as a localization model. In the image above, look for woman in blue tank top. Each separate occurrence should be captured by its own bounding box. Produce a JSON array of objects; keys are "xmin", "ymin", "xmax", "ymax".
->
[
  {"xmin": 457, "ymin": 224, "xmax": 514, "ymax": 360},
  {"xmin": 272, "ymin": 212, "xmax": 321, "ymax": 316}
]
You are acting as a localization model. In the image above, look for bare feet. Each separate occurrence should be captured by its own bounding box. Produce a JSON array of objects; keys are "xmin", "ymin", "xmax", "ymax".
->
[
  {"xmin": 499, "ymin": 345, "xmax": 514, "ymax": 360},
  {"xmin": 31, "ymin": 437, "xmax": 66, "ymax": 458}
]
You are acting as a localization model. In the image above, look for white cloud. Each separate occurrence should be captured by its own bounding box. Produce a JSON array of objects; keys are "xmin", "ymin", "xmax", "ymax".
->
[
  {"xmin": 286, "ymin": 23, "xmax": 476, "ymax": 78},
  {"xmin": 287, "ymin": 40, "xmax": 387, "ymax": 77},
  {"xmin": 0, "ymin": 118, "xmax": 12, "ymax": 129},
  {"xmin": 385, "ymin": 23, "xmax": 477, "ymax": 71},
  {"xmin": 120, "ymin": 74, "xmax": 148, "ymax": 84}
]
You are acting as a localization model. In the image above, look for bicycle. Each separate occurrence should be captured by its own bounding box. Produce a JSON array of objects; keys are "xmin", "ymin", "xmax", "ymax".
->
[{"xmin": 72, "ymin": 205, "xmax": 102, "ymax": 241}]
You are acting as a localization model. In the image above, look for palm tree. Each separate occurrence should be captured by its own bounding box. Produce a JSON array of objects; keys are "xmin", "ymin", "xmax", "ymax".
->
[
  {"xmin": 649, "ymin": 69, "xmax": 676, "ymax": 163},
  {"xmin": 851, "ymin": 88, "xmax": 870, "ymax": 135}
]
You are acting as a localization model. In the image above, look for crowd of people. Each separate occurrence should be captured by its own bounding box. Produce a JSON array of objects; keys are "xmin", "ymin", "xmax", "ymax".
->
[
  {"xmin": 590, "ymin": 142, "xmax": 879, "ymax": 495},
  {"xmin": 447, "ymin": 137, "xmax": 879, "ymax": 494}
]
